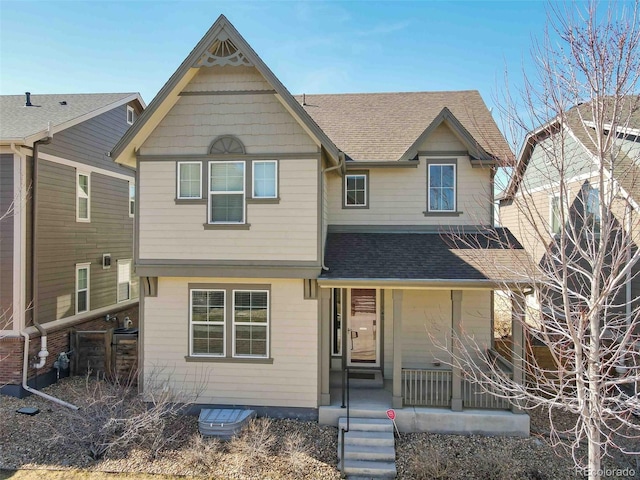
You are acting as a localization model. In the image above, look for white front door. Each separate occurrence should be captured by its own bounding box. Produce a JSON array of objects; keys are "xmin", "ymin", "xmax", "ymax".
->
[{"xmin": 347, "ymin": 288, "xmax": 380, "ymax": 367}]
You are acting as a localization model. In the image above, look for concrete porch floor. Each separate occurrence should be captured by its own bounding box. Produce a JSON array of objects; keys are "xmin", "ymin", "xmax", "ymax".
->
[{"xmin": 321, "ymin": 371, "xmax": 530, "ymax": 437}]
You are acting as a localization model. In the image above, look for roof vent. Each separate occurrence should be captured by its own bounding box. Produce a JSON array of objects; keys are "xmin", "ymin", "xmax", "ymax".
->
[
  {"xmin": 59, "ymin": 101, "xmax": 67, "ymax": 106},
  {"xmin": 302, "ymin": 93, "xmax": 307, "ymax": 106},
  {"xmin": 25, "ymin": 92, "xmax": 32, "ymax": 107}
]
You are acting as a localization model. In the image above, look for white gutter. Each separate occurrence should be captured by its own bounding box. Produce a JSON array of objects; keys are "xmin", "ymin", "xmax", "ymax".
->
[{"xmin": 20, "ymin": 331, "xmax": 78, "ymax": 410}]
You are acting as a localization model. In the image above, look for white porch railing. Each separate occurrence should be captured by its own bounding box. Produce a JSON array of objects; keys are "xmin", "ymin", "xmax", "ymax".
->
[{"xmin": 402, "ymin": 368, "xmax": 512, "ymax": 410}]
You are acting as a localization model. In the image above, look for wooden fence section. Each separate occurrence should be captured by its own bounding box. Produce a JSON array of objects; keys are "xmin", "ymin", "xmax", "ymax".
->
[{"xmin": 70, "ymin": 329, "xmax": 138, "ymax": 382}]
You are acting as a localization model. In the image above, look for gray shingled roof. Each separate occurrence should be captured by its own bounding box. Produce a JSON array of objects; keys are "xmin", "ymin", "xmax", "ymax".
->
[
  {"xmin": 0, "ymin": 93, "xmax": 136, "ymax": 141},
  {"xmin": 295, "ymin": 91, "xmax": 512, "ymax": 162},
  {"xmin": 321, "ymin": 229, "xmax": 531, "ymax": 283}
]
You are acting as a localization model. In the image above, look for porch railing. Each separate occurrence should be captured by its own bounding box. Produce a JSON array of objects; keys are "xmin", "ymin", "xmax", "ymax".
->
[{"xmin": 402, "ymin": 368, "xmax": 512, "ymax": 410}]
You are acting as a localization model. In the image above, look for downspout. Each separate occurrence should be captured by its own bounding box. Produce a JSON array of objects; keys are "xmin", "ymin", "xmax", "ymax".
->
[
  {"xmin": 19, "ymin": 125, "xmax": 77, "ymax": 409},
  {"xmin": 321, "ymin": 152, "xmax": 344, "ymax": 271}
]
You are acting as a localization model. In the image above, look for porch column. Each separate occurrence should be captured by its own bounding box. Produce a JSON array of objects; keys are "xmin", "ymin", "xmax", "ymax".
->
[
  {"xmin": 451, "ymin": 290, "xmax": 463, "ymax": 411},
  {"xmin": 392, "ymin": 290, "xmax": 403, "ymax": 408},
  {"xmin": 511, "ymin": 291, "xmax": 526, "ymax": 414},
  {"xmin": 319, "ymin": 288, "xmax": 331, "ymax": 406}
]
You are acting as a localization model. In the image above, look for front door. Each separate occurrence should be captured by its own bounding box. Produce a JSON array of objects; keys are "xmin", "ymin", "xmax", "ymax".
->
[{"xmin": 347, "ymin": 288, "xmax": 380, "ymax": 367}]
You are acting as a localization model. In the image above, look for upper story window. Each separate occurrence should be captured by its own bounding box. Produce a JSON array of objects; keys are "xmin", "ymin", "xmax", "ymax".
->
[
  {"xmin": 253, "ymin": 161, "xmax": 277, "ymax": 199},
  {"xmin": 75, "ymin": 263, "xmax": 90, "ymax": 314},
  {"xmin": 126, "ymin": 105, "xmax": 136, "ymax": 125},
  {"xmin": 117, "ymin": 259, "xmax": 132, "ymax": 303},
  {"xmin": 584, "ymin": 185, "xmax": 601, "ymax": 235},
  {"xmin": 344, "ymin": 173, "xmax": 368, "ymax": 208},
  {"xmin": 77, "ymin": 172, "xmax": 90, "ymax": 222},
  {"xmin": 428, "ymin": 164, "xmax": 456, "ymax": 212},
  {"xmin": 178, "ymin": 162, "xmax": 202, "ymax": 199},
  {"xmin": 550, "ymin": 194, "xmax": 563, "ymax": 235},
  {"xmin": 209, "ymin": 161, "xmax": 245, "ymax": 224},
  {"xmin": 129, "ymin": 182, "xmax": 135, "ymax": 217}
]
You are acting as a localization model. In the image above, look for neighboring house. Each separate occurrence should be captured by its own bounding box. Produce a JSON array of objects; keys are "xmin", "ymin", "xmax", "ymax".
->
[
  {"xmin": 0, "ymin": 92, "xmax": 145, "ymax": 395},
  {"xmin": 499, "ymin": 100, "xmax": 640, "ymax": 325},
  {"xmin": 111, "ymin": 15, "xmax": 530, "ymax": 436}
]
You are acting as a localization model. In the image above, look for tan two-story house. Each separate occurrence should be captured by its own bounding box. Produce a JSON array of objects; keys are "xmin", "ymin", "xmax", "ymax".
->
[{"xmin": 112, "ymin": 15, "xmax": 530, "ymax": 436}]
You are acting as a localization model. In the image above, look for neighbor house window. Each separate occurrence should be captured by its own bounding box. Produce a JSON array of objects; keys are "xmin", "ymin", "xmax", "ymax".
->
[
  {"xmin": 117, "ymin": 259, "xmax": 132, "ymax": 303},
  {"xmin": 585, "ymin": 185, "xmax": 601, "ymax": 235},
  {"xmin": 550, "ymin": 194, "xmax": 563, "ymax": 235},
  {"xmin": 129, "ymin": 182, "xmax": 135, "ymax": 217},
  {"xmin": 209, "ymin": 161, "xmax": 245, "ymax": 223},
  {"xmin": 344, "ymin": 173, "xmax": 368, "ymax": 207},
  {"xmin": 76, "ymin": 263, "xmax": 90, "ymax": 314},
  {"xmin": 190, "ymin": 290, "xmax": 225, "ymax": 356},
  {"xmin": 252, "ymin": 160, "xmax": 277, "ymax": 199},
  {"xmin": 428, "ymin": 164, "xmax": 456, "ymax": 212},
  {"xmin": 177, "ymin": 162, "xmax": 202, "ymax": 199},
  {"xmin": 126, "ymin": 105, "xmax": 136, "ymax": 125},
  {"xmin": 233, "ymin": 290, "xmax": 269, "ymax": 357},
  {"xmin": 77, "ymin": 172, "xmax": 90, "ymax": 222}
]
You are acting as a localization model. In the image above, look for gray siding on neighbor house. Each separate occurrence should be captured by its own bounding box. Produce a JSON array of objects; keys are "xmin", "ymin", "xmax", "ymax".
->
[
  {"xmin": 36, "ymin": 159, "xmax": 137, "ymax": 323},
  {"xmin": 0, "ymin": 154, "xmax": 14, "ymax": 329},
  {"xmin": 39, "ymin": 104, "xmax": 136, "ymax": 175}
]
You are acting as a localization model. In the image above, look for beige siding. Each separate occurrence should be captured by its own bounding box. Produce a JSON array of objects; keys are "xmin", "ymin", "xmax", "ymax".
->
[
  {"xmin": 138, "ymin": 159, "xmax": 318, "ymax": 261},
  {"xmin": 140, "ymin": 67, "xmax": 317, "ymax": 156},
  {"xmin": 460, "ymin": 290, "xmax": 492, "ymax": 361},
  {"xmin": 183, "ymin": 65, "xmax": 272, "ymax": 92},
  {"xmin": 328, "ymin": 124, "xmax": 492, "ymax": 225},
  {"xmin": 143, "ymin": 277, "xmax": 318, "ymax": 407}
]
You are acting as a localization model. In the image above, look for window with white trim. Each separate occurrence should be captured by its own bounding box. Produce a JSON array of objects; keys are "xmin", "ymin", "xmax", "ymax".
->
[
  {"xmin": 177, "ymin": 162, "xmax": 202, "ymax": 199},
  {"xmin": 550, "ymin": 194, "xmax": 562, "ymax": 235},
  {"xmin": 77, "ymin": 172, "xmax": 90, "ymax": 222},
  {"xmin": 344, "ymin": 174, "xmax": 367, "ymax": 207},
  {"xmin": 126, "ymin": 105, "xmax": 136, "ymax": 125},
  {"xmin": 76, "ymin": 263, "xmax": 90, "ymax": 314},
  {"xmin": 428, "ymin": 164, "xmax": 456, "ymax": 212},
  {"xmin": 117, "ymin": 259, "xmax": 132, "ymax": 303},
  {"xmin": 190, "ymin": 289, "xmax": 226, "ymax": 356},
  {"xmin": 584, "ymin": 185, "xmax": 601, "ymax": 235},
  {"xmin": 129, "ymin": 182, "xmax": 135, "ymax": 217},
  {"xmin": 252, "ymin": 160, "xmax": 277, "ymax": 199},
  {"xmin": 209, "ymin": 161, "xmax": 245, "ymax": 223},
  {"xmin": 233, "ymin": 290, "xmax": 269, "ymax": 357}
]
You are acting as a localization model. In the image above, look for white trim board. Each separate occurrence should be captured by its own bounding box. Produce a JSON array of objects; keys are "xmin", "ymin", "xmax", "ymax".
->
[{"xmin": 38, "ymin": 152, "xmax": 135, "ymax": 181}]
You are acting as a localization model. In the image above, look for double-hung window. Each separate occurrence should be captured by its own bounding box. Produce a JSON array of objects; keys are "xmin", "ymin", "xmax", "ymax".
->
[
  {"xmin": 252, "ymin": 161, "xmax": 277, "ymax": 199},
  {"xmin": 550, "ymin": 194, "xmax": 563, "ymax": 235},
  {"xmin": 344, "ymin": 173, "xmax": 367, "ymax": 207},
  {"xmin": 117, "ymin": 259, "xmax": 132, "ymax": 302},
  {"xmin": 129, "ymin": 182, "xmax": 135, "ymax": 217},
  {"xmin": 584, "ymin": 185, "xmax": 601, "ymax": 235},
  {"xmin": 233, "ymin": 290, "xmax": 269, "ymax": 357},
  {"xmin": 77, "ymin": 172, "xmax": 90, "ymax": 222},
  {"xmin": 177, "ymin": 162, "xmax": 202, "ymax": 199},
  {"xmin": 190, "ymin": 290, "xmax": 226, "ymax": 356},
  {"xmin": 209, "ymin": 161, "xmax": 245, "ymax": 223},
  {"xmin": 76, "ymin": 263, "xmax": 90, "ymax": 314},
  {"xmin": 428, "ymin": 164, "xmax": 456, "ymax": 212},
  {"xmin": 126, "ymin": 105, "xmax": 136, "ymax": 125}
]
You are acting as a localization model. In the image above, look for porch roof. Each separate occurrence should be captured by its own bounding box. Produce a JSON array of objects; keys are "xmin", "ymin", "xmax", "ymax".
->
[{"xmin": 319, "ymin": 228, "xmax": 532, "ymax": 287}]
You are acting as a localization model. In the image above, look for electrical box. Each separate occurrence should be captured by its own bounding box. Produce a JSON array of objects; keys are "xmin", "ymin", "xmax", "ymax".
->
[{"xmin": 103, "ymin": 253, "xmax": 111, "ymax": 269}]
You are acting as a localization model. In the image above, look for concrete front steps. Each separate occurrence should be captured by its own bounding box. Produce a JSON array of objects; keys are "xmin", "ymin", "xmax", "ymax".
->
[{"xmin": 337, "ymin": 418, "xmax": 397, "ymax": 478}]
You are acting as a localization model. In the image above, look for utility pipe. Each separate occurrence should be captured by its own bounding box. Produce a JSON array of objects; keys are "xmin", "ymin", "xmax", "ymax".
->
[{"xmin": 321, "ymin": 152, "xmax": 345, "ymax": 271}]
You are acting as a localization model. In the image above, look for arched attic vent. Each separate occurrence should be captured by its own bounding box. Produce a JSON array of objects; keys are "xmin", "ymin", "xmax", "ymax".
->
[
  {"xmin": 194, "ymin": 31, "xmax": 253, "ymax": 67},
  {"xmin": 209, "ymin": 135, "xmax": 246, "ymax": 155}
]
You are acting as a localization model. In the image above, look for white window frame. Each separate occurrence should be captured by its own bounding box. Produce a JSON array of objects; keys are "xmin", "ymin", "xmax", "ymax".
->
[
  {"xmin": 76, "ymin": 171, "xmax": 90, "ymax": 222},
  {"xmin": 117, "ymin": 259, "xmax": 132, "ymax": 303},
  {"xmin": 344, "ymin": 173, "xmax": 368, "ymax": 207},
  {"xmin": 208, "ymin": 161, "xmax": 245, "ymax": 224},
  {"xmin": 128, "ymin": 182, "xmax": 135, "ymax": 218},
  {"xmin": 252, "ymin": 160, "xmax": 278, "ymax": 199},
  {"xmin": 75, "ymin": 263, "xmax": 90, "ymax": 314},
  {"xmin": 126, "ymin": 105, "xmax": 135, "ymax": 125},
  {"xmin": 232, "ymin": 290, "xmax": 269, "ymax": 358},
  {"xmin": 549, "ymin": 193, "xmax": 563, "ymax": 235},
  {"xmin": 177, "ymin": 161, "xmax": 202, "ymax": 200},
  {"xmin": 189, "ymin": 289, "xmax": 226, "ymax": 357},
  {"xmin": 584, "ymin": 185, "xmax": 601, "ymax": 236},
  {"xmin": 428, "ymin": 163, "xmax": 456, "ymax": 212}
]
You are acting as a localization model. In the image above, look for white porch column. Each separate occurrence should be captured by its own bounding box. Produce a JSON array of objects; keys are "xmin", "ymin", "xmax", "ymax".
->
[
  {"xmin": 451, "ymin": 290, "xmax": 463, "ymax": 411},
  {"xmin": 319, "ymin": 288, "xmax": 331, "ymax": 406},
  {"xmin": 392, "ymin": 289, "xmax": 403, "ymax": 408},
  {"xmin": 511, "ymin": 290, "xmax": 526, "ymax": 414}
]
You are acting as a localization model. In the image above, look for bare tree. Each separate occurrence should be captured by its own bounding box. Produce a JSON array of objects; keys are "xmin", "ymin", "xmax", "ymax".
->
[{"xmin": 446, "ymin": 2, "xmax": 640, "ymax": 479}]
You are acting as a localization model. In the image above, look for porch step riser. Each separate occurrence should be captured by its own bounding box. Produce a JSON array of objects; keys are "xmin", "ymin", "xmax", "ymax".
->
[
  {"xmin": 337, "ymin": 417, "xmax": 397, "ymax": 479},
  {"xmin": 339, "ymin": 445, "xmax": 396, "ymax": 461},
  {"xmin": 339, "ymin": 434, "xmax": 395, "ymax": 448},
  {"xmin": 339, "ymin": 419, "xmax": 394, "ymax": 432},
  {"xmin": 338, "ymin": 460, "xmax": 397, "ymax": 478}
]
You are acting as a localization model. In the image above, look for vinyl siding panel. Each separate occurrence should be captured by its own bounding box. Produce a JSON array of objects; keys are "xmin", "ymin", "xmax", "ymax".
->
[
  {"xmin": 328, "ymin": 124, "xmax": 492, "ymax": 225},
  {"xmin": 143, "ymin": 277, "xmax": 318, "ymax": 407},
  {"xmin": 36, "ymin": 159, "xmax": 136, "ymax": 322},
  {"xmin": 0, "ymin": 154, "xmax": 14, "ymax": 329},
  {"xmin": 138, "ymin": 159, "xmax": 318, "ymax": 261},
  {"xmin": 39, "ymin": 104, "xmax": 138, "ymax": 175},
  {"xmin": 182, "ymin": 65, "xmax": 272, "ymax": 92}
]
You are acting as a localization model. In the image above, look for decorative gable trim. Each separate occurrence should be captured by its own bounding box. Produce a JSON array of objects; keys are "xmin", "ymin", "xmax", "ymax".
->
[
  {"xmin": 111, "ymin": 15, "xmax": 340, "ymax": 168},
  {"xmin": 400, "ymin": 107, "xmax": 497, "ymax": 164}
]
